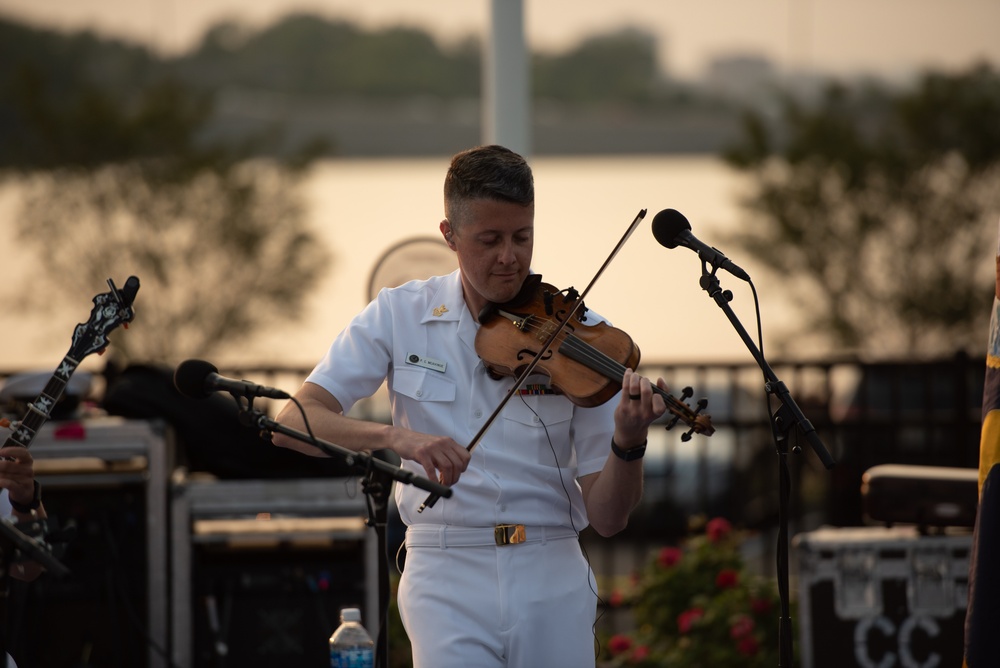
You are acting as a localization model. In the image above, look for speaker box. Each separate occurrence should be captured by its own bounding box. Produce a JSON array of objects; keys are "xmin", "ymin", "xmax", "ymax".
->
[
  {"xmin": 192, "ymin": 541, "xmax": 370, "ymax": 666},
  {"xmin": 795, "ymin": 526, "xmax": 971, "ymax": 668},
  {"xmin": 171, "ymin": 475, "xmax": 378, "ymax": 668}
]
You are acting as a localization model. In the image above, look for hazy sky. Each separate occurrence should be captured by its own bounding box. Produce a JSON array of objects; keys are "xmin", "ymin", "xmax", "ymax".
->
[{"xmin": 0, "ymin": 0, "xmax": 998, "ymax": 80}]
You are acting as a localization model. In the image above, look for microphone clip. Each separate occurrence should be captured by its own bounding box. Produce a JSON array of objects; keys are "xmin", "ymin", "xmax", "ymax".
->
[{"xmin": 699, "ymin": 269, "xmax": 733, "ymax": 303}]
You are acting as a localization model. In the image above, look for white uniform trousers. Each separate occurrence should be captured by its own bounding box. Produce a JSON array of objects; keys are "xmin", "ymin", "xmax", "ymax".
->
[{"xmin": 398, "ymin": 525, "xmax": 598, "ymax": 668}]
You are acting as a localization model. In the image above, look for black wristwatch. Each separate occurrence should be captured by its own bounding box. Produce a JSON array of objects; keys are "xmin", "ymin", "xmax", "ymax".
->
[
  {"xmin": 611, "ymin": 438, "xmax": 646, "ymax": 462},
  {"xmin": 9, "ymin": 479, "xmax": 41, "ymax": 513}
]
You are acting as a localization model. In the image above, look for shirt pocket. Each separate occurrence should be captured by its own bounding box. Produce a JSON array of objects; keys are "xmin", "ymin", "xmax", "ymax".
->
[
  {"xmin": 391, "ymin": 366, "xmax": 457, "ymax": 403},
  {"xmin": 502, "ymin": 396, "xmax": 576, "ymax": 467}
]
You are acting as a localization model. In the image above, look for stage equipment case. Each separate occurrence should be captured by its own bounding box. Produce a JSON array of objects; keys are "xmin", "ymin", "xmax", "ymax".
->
[
  {"xmin": 794, "ymin": 525, "xmax": 971, "ymax": 668},
  {"xmin": 10, "ymin": 417, "xmax": 173, "ymax": 668},
  {"xmin": 170, "ymin": 473, "xmax": 379, "ymax": 668}
]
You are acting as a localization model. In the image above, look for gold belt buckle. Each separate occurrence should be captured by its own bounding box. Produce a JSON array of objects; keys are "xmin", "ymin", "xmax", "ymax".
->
[{"xmin": 494, "ymin": 524, "xmax": 526, "ymax": 546}]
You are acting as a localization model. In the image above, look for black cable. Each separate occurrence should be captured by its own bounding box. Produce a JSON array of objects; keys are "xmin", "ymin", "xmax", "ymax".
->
[{"xmin": 517, "ymin": 394, "xmax": 606, "ymax": 658}]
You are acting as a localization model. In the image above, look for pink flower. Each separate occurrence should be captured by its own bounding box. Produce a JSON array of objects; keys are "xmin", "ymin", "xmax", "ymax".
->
[
  {"xmin": 609, "ymin": 589, "xmax": 625, "ymax": 608},
  {"xmin": 706, "ymin": 517, "xmax": 733, "ymax": 543},
  {"xmin": 631, "ymin": 645, "xmax": 650, "ymax": 663},
  {"xmin": 750, "ymin": 597, "xmax": 773, "ymax": 615},
  {"xmin": 737, "ymin": 635, "xmax": 760, "ymax": 657},
  {"xmin": 608, "ymin": 634, "xmax": 632, "ymax": 655},
  {"xmin": 730, "ymin": 615, "xmax": 755, "ymax": 639},
  {"xmin": 658, "ymin": 546, "xmax": 683, "ymax": 569},
  {"xmin": 677, "ymin": 607, "xmax": 704, "ymax": 634},
  {"xmin": 715, "ymin": 568, "xmax": 739, "ymax": 589}
]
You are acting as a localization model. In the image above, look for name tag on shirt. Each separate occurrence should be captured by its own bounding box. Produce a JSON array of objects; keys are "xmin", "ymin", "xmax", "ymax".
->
[{"xmin": 406, "ymin": 353, "xmax": 447, "ymax": 373}]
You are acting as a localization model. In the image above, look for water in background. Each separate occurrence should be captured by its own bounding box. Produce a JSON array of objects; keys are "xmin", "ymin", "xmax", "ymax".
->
[{"xmin": 0, "ymin": 154, "xmax": 791, "ymax": 373}]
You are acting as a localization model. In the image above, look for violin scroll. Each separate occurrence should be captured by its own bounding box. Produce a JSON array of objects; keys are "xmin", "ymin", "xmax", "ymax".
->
[{"xmin": 659, "ymin": 386, "xmax": 714, "ymax": 440}]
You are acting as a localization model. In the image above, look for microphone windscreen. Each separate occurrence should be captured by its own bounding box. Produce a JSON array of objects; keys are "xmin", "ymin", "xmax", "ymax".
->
[
  {"xmin": 651, "ymin": 209, "xmax": 692, "ymax": 249},
  {"xmin": 174, "ymin": 359, "xmax": 217, "ymax": 399}
]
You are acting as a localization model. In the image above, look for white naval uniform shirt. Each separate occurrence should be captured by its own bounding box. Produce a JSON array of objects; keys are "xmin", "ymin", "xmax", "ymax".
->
[{"xmin": 306, "ymin": 270, "xmax": 616, "ymax": 529}]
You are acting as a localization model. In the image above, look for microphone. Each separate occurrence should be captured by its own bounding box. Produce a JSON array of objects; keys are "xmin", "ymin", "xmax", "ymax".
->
[
  {"xmin": 651, "ymin": 208, "xmax": 750, "ymax": 281},
  {"xmin": 174, "ymin": 359, "xmax": 291, "ymax": 400}
]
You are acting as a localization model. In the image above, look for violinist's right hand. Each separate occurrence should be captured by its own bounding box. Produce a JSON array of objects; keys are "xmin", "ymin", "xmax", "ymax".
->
[
  {"xmin": 273, "ymin": 382, "xmax": 471, "ymax": 486},
  {"xmin": 391, "ymin": 429, "xmax": 471, "ymax": 487}
]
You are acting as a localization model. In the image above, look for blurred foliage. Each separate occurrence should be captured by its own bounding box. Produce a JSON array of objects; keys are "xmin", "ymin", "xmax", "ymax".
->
[
  {"xmin": 533, "ymin": 28, "xmax": 659, "ymax": 106},
  {"xmin": 16, "ymin": 157, "xmax": 329, "ymax": 363},
  {"xmin": 173, "ymin": 14, "xmax": 481, "ymax": 99},
  {"xmin": 0, "ymin": 13, "xmax": 720, "ymax": 152},
  {"xmin": 600, "ymin": 517, "xmax": 787, "ymax": 667},
  {"xmin": 0, "ymin": 17, "xmax": 330, "ymax": 363},
  {"xmin": 723, "ymin": 63, "xmax": 1000, "ymax": 356}
]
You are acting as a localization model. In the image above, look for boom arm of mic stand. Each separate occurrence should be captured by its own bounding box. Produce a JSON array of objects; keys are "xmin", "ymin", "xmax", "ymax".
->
[
  {"xmin": 252, "ymin": 412, "xmax": 453, "ymax": 499},
  {"xmin": 697, "ymin": 272, "xmax": 835, "ymax": 469}
]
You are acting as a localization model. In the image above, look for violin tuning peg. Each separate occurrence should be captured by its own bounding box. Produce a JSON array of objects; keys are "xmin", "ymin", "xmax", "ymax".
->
[
  {"xmin": 664, "ymin": 415, "xmax": 680, "ymax": 431},
  {"xmin": 542, "ymin": 290, "xmax": 555, "ymax": 315},
  {"xmin": 696, "ymin": 398, "xmax": 708, "ymax": 411},
  {"xmin": 681, "ymin": 429, "xmax": 693, "ymax": 442},
  {"xmin": 680, "ymin": 386, "xmax": 693, "ymax": 401}
]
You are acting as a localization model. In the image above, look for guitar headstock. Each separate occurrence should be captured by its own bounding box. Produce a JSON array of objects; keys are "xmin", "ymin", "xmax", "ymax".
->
[{"xmin": 68, "ymin": 276, "xmax": 141, "ymax": 360}]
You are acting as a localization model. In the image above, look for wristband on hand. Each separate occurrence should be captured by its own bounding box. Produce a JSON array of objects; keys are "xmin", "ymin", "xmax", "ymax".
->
[
  {"xmin": 611, "ymin": 438, "xmax": 647, "ymax": 462},
  {"xmin": 9, "ymin": 479, "xmax": 41, "ymax": 513}
]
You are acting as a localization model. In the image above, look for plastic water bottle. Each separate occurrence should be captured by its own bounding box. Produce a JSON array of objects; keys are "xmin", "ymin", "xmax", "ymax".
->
[{"xmin": 329, "ymin": 607, "xmax": 374, "ymax": 668}]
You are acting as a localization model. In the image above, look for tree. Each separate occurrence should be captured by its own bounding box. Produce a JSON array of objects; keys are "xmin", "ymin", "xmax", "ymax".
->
[
  {"xmin": 533, "ymin": 28, "xmax": 660, "ymax": 106},
  {"xmin": 16, "ymin": 160, "xmax": 327, "ymax": 363},
  {"xmin": 5, "ymin": 75, "xmax": 330, "ymax": 363},
  {"xmin": 723, "ymin": 64, "xmax": 1000, "ymax": 356}
]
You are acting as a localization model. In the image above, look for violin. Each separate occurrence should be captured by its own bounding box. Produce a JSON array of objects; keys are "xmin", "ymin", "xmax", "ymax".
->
[
  {"xmin": 418, "ymin": 210, "xmax": 710, "ymax": 513},
  {"xmin": 475, "ymin": 275, "xmax": 715, "ymax": 439}
]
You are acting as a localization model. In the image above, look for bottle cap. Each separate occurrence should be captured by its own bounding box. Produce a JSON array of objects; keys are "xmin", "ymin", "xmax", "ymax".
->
[{"xmin": 341, "ymin": 607, "xmax": 362, "ymax": 623}]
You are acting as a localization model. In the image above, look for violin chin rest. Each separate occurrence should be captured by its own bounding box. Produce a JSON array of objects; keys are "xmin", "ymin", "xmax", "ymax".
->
[{"xmin": 478, "ymin": 303, "xmax": 498, "ymax": 324}]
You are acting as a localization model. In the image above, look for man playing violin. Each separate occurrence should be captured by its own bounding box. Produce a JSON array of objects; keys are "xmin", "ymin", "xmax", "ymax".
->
[{"xmin": 273, "ymin": 144, "xmax": 669, "ymax": 668}]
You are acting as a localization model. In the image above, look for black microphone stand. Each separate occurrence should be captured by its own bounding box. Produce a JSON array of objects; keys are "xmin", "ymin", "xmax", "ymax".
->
[
  {"xmin": 696, "ymin": 265, "xmax": 835, "ymax": 668},
  {"xmin": 359, "ymin": 454, "xmax": 393, "ymax": 668},
  {"xmin": 236, "ymin": 400, "xmax": 451, "ymax": 668}
]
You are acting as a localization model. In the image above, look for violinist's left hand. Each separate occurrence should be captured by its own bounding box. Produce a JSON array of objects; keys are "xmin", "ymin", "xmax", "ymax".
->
[{"xmin": 613, "ymin": 368, "xmax": 668, "ymax": 448}]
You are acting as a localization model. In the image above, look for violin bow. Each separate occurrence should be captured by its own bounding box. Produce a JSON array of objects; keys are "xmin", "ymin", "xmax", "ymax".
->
[{"xmin": 418, "ymin": 209, "xmax": 647, "ymax": 512}]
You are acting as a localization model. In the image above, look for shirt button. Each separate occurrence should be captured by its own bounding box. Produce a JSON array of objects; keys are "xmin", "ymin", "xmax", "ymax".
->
[
  {"xmin": 532, "ymin": 415, "xmax": 540, "ymax": 423},
  {"xmin": 500, "ymin": 504, "xmax": 507, "ymax": 512},
  {"xmin": 415, "ymin": 390, "xmax": 423, "ymax": 397},
  {"xmin": 474, "ymin": 410, "xmax": 483, "ymax": 418}
]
